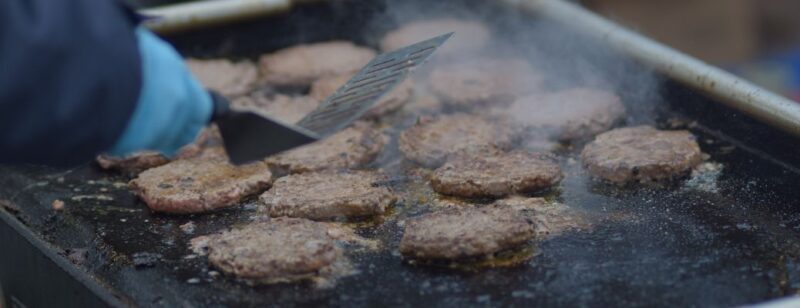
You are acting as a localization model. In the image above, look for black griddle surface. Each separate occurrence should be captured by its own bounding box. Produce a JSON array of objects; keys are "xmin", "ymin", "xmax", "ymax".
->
[{"xmin": 4, "ymin": 0, "xmax": 800, "ymax": 307}]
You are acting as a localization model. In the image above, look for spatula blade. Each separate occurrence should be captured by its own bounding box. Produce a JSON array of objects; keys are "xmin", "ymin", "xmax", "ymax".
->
[
  {"xmin": 216, "ymin": 110, "xmax": 319, "ymax": 165},
  {"xmin": 296, "ymin": 32, "xmax": 453, "ymax": 136}
]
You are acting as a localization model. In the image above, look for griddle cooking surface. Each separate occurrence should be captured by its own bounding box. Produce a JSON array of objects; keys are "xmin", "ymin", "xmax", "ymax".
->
[{"xmin": 4, "ymin": 0, "xmax": 800, "ymax": 307}]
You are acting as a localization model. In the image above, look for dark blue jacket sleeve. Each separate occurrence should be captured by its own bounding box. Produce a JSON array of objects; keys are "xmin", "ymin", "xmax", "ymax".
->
[{"xmin": 0, "ymin": 0, "xmax": 142, "ymax": 166}]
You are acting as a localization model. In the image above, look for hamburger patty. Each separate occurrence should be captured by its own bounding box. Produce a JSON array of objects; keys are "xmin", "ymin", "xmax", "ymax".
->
[
  {"xmin": 430, "ymin": 151, "xmax": 563, "ymax": 198},
  {"xmin": 399, "ymin": 206, "xmax": 535, "ymax": 260},
  {"xmin": 492, "ymin": 197, "xmax": 585, "ymax": 237},
  {"xmin": 380, "ymin": 18, "xmax": 490, "ymax": 56},
  {"xmin": 309, "ymin": 73, "xmax": 413, "ymax": 119},
  {"xmin": 398, "ymin": 113, "xmax": 518, "ymax": 168},
  {"xmin": 207, "ymin": 218, "xmax": 340, "ymax": 283},
  {"xmin": 129, "ymin": 149, "xmax": 273, "ymax": 214},
  {"xmin": 259, "ymin": 41, "xmax": 376, "ymax": 86},
  {"xmin": 429, "ymin": 58, "xmax": 542, "ymax": 108},
  {"xmin": 260, "ymin": 171, "xmax": 396, "ymax": 220},
  {"xmin": 96, "ymin": 130, "xmax": 213, "ymax": 174},
  {"xmin": 581, "ymin": 126, "xmax": 704, "ymax": 184},
  {"xmin": 186, "ymin": 58, "xmax": 258, "ymax": 97},
  {"xmin": 233, "ymin": 93, "xmax": 319, "ymax": 124},
  {"xmin": 492, "ymin": 88, "xmax": 627, "ymax": 141},
  {"xmin": 265, "ymin": 123, "xmax": 387, "ymax": 174}
]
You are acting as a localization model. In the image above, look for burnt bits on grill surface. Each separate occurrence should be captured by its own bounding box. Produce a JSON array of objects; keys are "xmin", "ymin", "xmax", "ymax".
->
[
  {"xmin": 129, "ymin": 149, "xmax": 273, "ymax": 214},
  {"xmin": 380, "ymin": 18, "xmax": 490, "ymax": 56},
  {"xmin": 491, "ymin": 88, "xmax": 627, "ymax": 141},
  {"xmin": 430, "ymin": 151, "xmax": 563, "ymax": 198},
  {"xmin": 399, "ymin": 206, "xmax": 535, "ymax": 260},
  {"xmin": 207, "ymin": 218, "xmax": 341, "ymax": 283},
  {"xmin": 259, "ymin": 41, "xmax": 377, "ymax": 87},
  {"xmin": 260, "ymin": 171, "xmax": 396, "ymax": 221},
  {"xmin": 428, "ymin": 58, "xmax": 543, "ymax": 108},
  {"xmin": 265, "ymin": 123, "xmax": 387, "ymax": 175},
  {"xmin": 310, "ymin": 73, "xmax": 414, "ymax": 119},
  {"xmin": 233, "ymin": 93, "xmax": 320, "ymax": 124},
  {"xmin": 398, "ymin": 113, "xmax": 518, "ymax": 168},
  {"xmin": 581, "ymin": 125, "xmax": 704, "ymax": 185},
  {"xmin": 186, "ymin": 58, "xmax": 259, "ymax": 97}
]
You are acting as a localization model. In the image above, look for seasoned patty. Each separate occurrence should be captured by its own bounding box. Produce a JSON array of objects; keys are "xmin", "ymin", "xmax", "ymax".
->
[
  {"xmin": 259, "ymin": 41, "xmax": 376, "ymax": 86},
  {"xmin": 581, "ymin": 126, "xmax": 704, "ymax": 184},
  {"xmin": 265, "ymin": 123, "xmax": 387, "ymax": 174},
  {"xmin": 430, "ymin": 151, "xmax": 563, "ymax": 198},
  {"xmin": 398, "ymin": 113, "xmax": 518, "ymax": 168},
  {"xmin": 491, "ymin": 88, "xmax": 627, "ymax": 141},
  {"xmin": 96, "ymin": 133, "xmax": 211, "ymax": 174},
  {"xmin": 233, "ymin": 93, "xmax": 319, "ymax": 124},
  {"xmin": 129, "ymin": 150, "xmax": 273, "ymax": 214},
  {"xmin": 399, "ymin": 206, "xmax": 535, "ymax": 260},
  {"xmin": 492, "ymin": 197, "xmax": 585, "ymax": 237},
  {"xmin": 309, "ymin": 73, "xmax": 413, "ymax": 119},
  {"xmin": 260, "ymin": 171, "xmax": 396, "ymax": 220},
  {"xmin": 429, "ymin": 58, "xmax": 542, "ymax": 108},
  {"xmin": 380, "ymin": 18, "xmax": 490, "ymax": 56},
  {"xmin": 207, "ymin": 218, "xmax": 340, "ymax": 282},
  {"xmin": 186, "ymin": 58, "xmax": 258, "ymax": 97}
]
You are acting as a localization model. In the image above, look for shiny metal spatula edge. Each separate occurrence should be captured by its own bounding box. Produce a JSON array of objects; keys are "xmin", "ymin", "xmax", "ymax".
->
[
  {"xmin": 211, "ymin": 33, "xmax": 452, "ymax": 164},
  {"xmin": 296, "ymin": 32, "xmax": 453, "ymax": 136}
]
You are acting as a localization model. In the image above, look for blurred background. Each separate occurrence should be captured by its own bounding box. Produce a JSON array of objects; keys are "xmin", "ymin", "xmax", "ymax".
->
[{"xmin": 132, "ymin": 0, "xmax": 800, "ymax": 101}]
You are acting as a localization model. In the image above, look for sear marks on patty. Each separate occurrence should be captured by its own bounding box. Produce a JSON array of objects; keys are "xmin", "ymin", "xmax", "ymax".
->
[
  {"xmin": 398, "ymin": 113, "xmax": 518, "ymax": 168},
  {"xmin": 233, "ymin": 93, "xmax": 319, "ymax": 124},
  {"xmin": 309, "ymin": 73, "xmax": 414, "ymax": 119},
  {"xmin": 399, "ymin": 206, "xmax": 535, "ymax": 260},
  {"xmin": 265, "ymin": 123, "xmax": 387, "ymax": 175},
  {"xmin": 581, "ymin": 126, "xmax": 704, "ymax": 185},
  {"xmin": 260, "ymin": 171, "xmax": 396, "ymax": 221},
  {"xmin": 259, "ymin": 41, "xmax": 376, "ymax": 86},
  {"xmin": 491, "ymin": 88, "xmax": 627, "ymax": 141},
  {"xmin": 186, "ymin": 58, "xmax": 258, "ymax": 97},
  {"xmin": 430, "ymin": 151, "xmax": 563, "ymax": 198},
  {"xmin": 129, "ymin": 149, "xmax": 273, "ymax": 214},
  {"xmin": 429, "ymin": 58, "xmax": 543, "ymax": 108},
  {"xmin": 206, "ymin": 218, "xmax": 341, "ymax": 283},
  {"xmin": 380, "ymin": 18, "xmax": 490, "ymax": 56},
  {"xmin": 492, "ymin": 197, "xmax": 586, "ymax": 238}
]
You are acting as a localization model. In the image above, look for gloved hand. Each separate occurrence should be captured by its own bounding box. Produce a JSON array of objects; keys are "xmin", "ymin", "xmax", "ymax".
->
[{"xmin": 107, "ymin": 27, "xmax": 212, "ymax": 157}]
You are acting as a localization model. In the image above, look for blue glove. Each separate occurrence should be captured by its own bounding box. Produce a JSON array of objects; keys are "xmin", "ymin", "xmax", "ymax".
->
[{"xmin": 108, "ymin": 27, "xmax": 212, "ymax": 157}]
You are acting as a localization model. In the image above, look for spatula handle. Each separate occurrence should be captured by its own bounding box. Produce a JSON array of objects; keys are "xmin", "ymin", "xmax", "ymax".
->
[{"xmin": 208, "ymin": 90, "xmax": 231, "ymax": 122}]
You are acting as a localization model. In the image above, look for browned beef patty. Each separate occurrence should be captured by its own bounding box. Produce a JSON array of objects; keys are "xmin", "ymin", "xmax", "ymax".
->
[
  {"xmin": 129, "ymin": 150, "xmax": 273, "ymax": 214},
  {"xmin": 96, "ymin": 132, "xmax": 211, "ymax": 174},
  {"xmin": 260, "ymin": 171, "xmax": 396, "ymax": 220},
  {"xmin": 428, "ymin": 58, "xmax": 542, "ymax": 108},
  {"xmin": 399, "ymin": 206, "xmax": 535, "ymax": 260},
  {"xmin": 492, "ymin": 197, "xmax": 586, "ymax": 237},
  {"xmin": 207, "ymin": 218, "xmax": 340, "ymax": 282},
  {"xmin": 186, "ymin": 58, "xmax": 258, "ymax": 97},
  {"xmin": 233, "ymin": 93, "xmax": 319, "ymax": 124},
  {"xmin": 581, "ymin": 126, "xmax": 704, "ymax": 184},
  {"xmin": 398, "ymin": 113, "xmax": 518, "ymax": 168},
  {"xmin": 430, "ymin": 151, "xmax": 563, "ymax": 198},
  {"xmin": 265, "ymin": 123, "xmax": 387, "ymax": 174},
  {"xmin": 491, "ymin": 88, "xmax": 627, "ymax": 141},
  {"xmin": 96, "ymin": 152, "xmax": 170, "ymax": 174},
  {"xmin": 259, "ymin": 41, "xmax": 376, "ymax": 86},
  {"xmin": 380, "ymin": 19, "xmax": 490, "ymax": 56},
  {"xmin": 309, "ymin": 73, "xmax": 413, "ymax": 119}
]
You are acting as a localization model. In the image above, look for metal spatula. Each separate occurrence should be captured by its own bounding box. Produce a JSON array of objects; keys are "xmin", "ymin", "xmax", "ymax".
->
[{"xmin": 212, "ymin": 32, "xmax": 452, "ymax": 165}]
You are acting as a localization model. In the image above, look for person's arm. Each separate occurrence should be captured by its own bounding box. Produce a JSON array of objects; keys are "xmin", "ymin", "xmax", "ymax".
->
[{"xmin": 0, "ymin": 0, "xmax": 212, "ymax": 166}]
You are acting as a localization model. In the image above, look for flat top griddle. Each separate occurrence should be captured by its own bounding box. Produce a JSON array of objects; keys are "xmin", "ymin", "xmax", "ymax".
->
[{"xmin": 4, "ymin": 0, "xmax": 800, "ymax": 307}]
